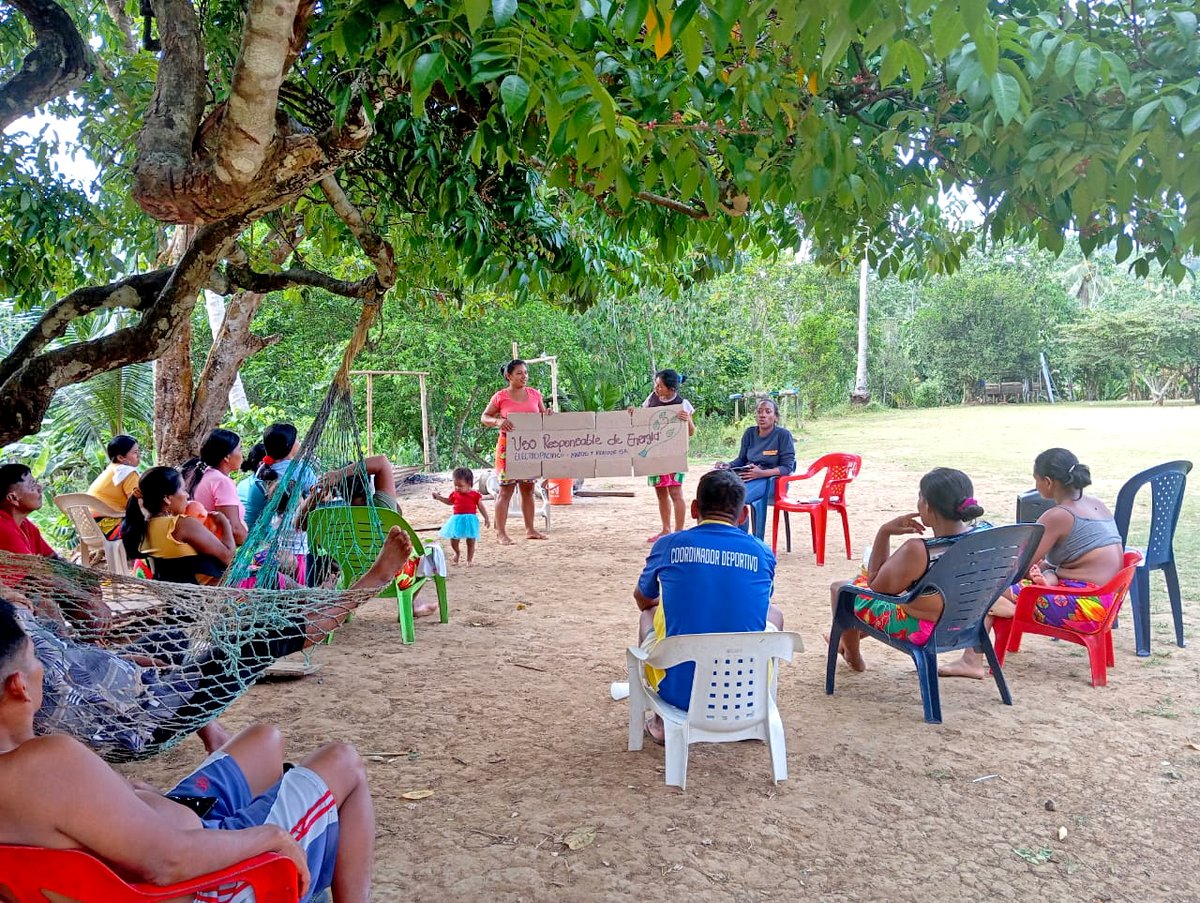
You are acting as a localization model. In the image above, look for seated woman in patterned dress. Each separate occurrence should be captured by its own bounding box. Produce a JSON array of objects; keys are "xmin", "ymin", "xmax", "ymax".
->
[
  {"xmin": 940, "ymin": 447, "xmax": 1123, "ymax": 679},
  {"xmin": 830, "ymin": 467, "xmax": 989, "ymax": 672}
]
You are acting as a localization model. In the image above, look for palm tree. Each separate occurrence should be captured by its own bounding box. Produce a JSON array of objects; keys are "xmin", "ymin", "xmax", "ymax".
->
[
  {"xmin": 54, "ymin": 309, "xmax": 155, "ymax": 446},
  {"xmin": 1, "ymin": 303, "xmax": 154, "ymax": 456}
]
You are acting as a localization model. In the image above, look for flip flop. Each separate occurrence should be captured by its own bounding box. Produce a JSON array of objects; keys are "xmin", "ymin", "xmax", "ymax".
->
[{"xmin": 644, "ymin": 713, "xmax": 665, "ymax": 746}]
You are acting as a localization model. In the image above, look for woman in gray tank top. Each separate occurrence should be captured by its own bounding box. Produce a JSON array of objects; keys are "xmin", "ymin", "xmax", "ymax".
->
[{"xmin": 941, "ymin": 448, "xmax": 1124, "ymax": 680}]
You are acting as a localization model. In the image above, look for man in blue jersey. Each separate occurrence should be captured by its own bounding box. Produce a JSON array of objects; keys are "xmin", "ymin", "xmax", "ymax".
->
[{"xmin": 634, "ymin": 469, "xmax": 784, "ymax": 742}]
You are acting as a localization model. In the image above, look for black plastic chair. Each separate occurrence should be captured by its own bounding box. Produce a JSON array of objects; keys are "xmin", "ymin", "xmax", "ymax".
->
[
  {"xmin": 826, "ymin": 523, "xmax": 1043, "ymax": 724},
  {"xmin": 1113, "ymin": 460, "xmax": 1192, "ymax": 657}
]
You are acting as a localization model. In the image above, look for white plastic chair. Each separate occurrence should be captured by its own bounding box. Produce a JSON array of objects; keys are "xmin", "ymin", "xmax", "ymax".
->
[
  {"xmin": 483, "ymin": 472, "xmax": 551, "ymax": 532},
  {"xmin": 53, "ymin": 493, "xmax": 129, "ymax": 576},
  {"xmin": 626, "ymin": 630, "xmax": 802, "ymax": 789}
]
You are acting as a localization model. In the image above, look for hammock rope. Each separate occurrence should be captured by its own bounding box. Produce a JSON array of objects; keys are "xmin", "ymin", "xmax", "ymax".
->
[{"xmin": 5, "ymin": 300, "xmax": 400, "ymax": 761}]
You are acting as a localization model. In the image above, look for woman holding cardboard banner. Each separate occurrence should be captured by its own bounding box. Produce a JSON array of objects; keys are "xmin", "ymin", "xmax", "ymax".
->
[
  {"xmin": 639, "ymin": 369, "xmax": 696, "ymax": 543},
  {"xmin": 481, "ymin": 359, "xmax": 550, "ymax": 544}
]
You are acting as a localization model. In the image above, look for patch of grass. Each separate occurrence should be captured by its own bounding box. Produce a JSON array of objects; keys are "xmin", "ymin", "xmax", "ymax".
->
[
  {"xmin": 798, "ymin": 402, "xmax": 1200, "ymax": 605},
  {"xmin": 1013, "ymin": 846, "xmax": 1055, "ymax": 865},
  {"xmin": 1136, "ymin": 697, "xmax": 1179, "ymax": 719}
]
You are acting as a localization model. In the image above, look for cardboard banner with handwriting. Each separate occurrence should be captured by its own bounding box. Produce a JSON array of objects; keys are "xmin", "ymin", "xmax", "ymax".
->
[{"xmin": 503, "ymin": 409, "xmax": 689, "ymax": 479}]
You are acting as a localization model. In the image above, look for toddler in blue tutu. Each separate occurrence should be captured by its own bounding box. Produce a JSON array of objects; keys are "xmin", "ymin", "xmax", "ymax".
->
[{"xmin": 433, "ymin": 467, "xmax": 490, "ymax": 566}]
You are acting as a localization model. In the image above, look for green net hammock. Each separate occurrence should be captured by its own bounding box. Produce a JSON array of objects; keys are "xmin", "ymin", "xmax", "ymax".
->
[
  {"xmin": 3, "ymin": 547, "xmax": 373, "ymax": 761},
  {"xmin": 6, "ymin": 304, "xmax": 404, "ymax": 761}
]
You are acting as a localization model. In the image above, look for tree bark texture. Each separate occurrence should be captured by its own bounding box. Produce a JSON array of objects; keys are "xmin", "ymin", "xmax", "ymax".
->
[
  {"xmin": 132, "ymin": 0, "xmax": 372, "ymax": 225},
  {"xmin": 0, "ymin": 0, "xmax": 92, "ymax": 132},
  {"xmin": 0, "ymin": 0, "xmax": 395, "ymax": 448},
  {"xmin": 102, "ymin": 0, "xmax": 138, "ymax": 55},
  {"xmin": 153, "ymin": 315, "xmax": 195, "ymax": 463},
  {"xmin": 203, "ymin": 291, "xmax": 251, "ymax": 412},
  {"xmin": 215, "ymin": 0, "xmax": 301, "ymax": 186},
  {"xmin": 0, "ymin": 221, "xmax": 241, "ymax": 447}
]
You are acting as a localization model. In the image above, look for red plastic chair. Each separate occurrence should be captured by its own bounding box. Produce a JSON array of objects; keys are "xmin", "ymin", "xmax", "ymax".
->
[
  {"xmin": 993, "ymin": 551, "xmax": 1142, "ymax": 687},
  {"xmin": 771, "ymin": 453, "xmax": 862, "ymax": 564},
  {"xmin": 0, "ymin": 846, "xmax": 300, "ymax": 902}
]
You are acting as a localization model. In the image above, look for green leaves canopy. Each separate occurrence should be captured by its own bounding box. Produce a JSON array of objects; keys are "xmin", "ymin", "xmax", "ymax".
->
[{"xmin": 5, "ymin": 0, "xmax": 1200, "ymax": 313}]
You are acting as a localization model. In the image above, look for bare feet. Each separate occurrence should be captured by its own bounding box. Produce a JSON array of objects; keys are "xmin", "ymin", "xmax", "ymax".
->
[
  {"xmin": 496, "ymin": 532, "xmax": 515, "ymax": 546},
  {"xmin": 646, "ymin": 531, "xmax": 668, "ymax": 543},
  {"xmin": 644, "ymin": 712, "xmax": 665, "ymax": 745},
  {"xmin": 352, "ymin": 526, "xmax": 413, "ymax": 591},
  {"xmin": 825, "ymin": 633, "xmax": 867, "ymax": 672},
  {"xmin": 466, "ymin": 560, "xmax": 474, "ymax": 568},
  {"xmin": 526, "ymin": 530, "xmax": 548, "ymax": 540},
  {"xmin": 451, "ymin": 555, "xmax": 460, "ymax": 566},
  {"xmin": 938, "ymin": 652, "xmax": 988, "ymax": 680},
  {"xmin": 198, "ymin": 720, "xmax": 233, "ymax": 754},
  {"xmin": 412, "ymin": 601, "xmax": 439, "ymax": 618}
]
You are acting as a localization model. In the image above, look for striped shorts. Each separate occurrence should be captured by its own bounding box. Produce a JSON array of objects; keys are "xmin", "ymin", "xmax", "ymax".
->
[{"xmin": 169, "ymin": 751, "xmax": 339, "ymax": 903}]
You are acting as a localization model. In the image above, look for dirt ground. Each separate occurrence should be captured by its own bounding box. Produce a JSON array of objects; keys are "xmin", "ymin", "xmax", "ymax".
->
[{"xmin": 126, "ymin": 453, "xmax": 1200, "ymax": 902}]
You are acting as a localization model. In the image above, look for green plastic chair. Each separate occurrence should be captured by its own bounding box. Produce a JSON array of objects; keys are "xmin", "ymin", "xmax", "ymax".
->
[{"xmin": 307, "ymin": 504, "xmax": 449, "ymax": 644}]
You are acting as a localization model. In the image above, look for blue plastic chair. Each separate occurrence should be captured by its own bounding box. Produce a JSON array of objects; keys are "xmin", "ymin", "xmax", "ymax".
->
[
  {"xmin": 742, "ymin": 477, "xmax": 778, "ymax": 541},
  {"xmin": 1113, "ymin": 460, "xmax": 1192, "ymax": 657},
  {"xmin": 826, "ymin": 523, "xmax": 1042, "ymax": 724}
]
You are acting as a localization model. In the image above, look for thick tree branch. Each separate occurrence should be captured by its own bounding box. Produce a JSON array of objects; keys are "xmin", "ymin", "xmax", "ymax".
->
[
  {"xmin": 157, "ymin": 217, "xmax": 300, "ymax": 460},
  {"xmin": 214, "ymin": 0, "xmax": 300, "ymax": 185},
  {"xmin": 226, "ymin": 265, "xmax": 383, "ymax": 299},
  {"xmin": 0, "ymin": 220, "xmax": 244, "ymax": 446},
  {"xmin": 283, "ymin": 0, "xmax": 318, "ymax": 74},
  {"xmin": 135, "ymin": 103, "xmax": 374, "ymax": 224},
  {"xmin": 102, "ymin": 0, "xmax": 138, "ymax": 55},
  {"xmin": 0, "ymin": 0, "xmax": 93, "ymax": 132},
  {"xmin": 132, "ymin": 0, "xmax": 207, "ymax": 218},
  {"xmin": 186, "ymin": 291, "xmax": 280, "ymax": 455},
  {"xmin": 0, "ymin": 269, "xmax": 173, "ymax": 389},
  {"xmin": 319, "ymin": 174, "xmax": 397, "ymax": 288}
]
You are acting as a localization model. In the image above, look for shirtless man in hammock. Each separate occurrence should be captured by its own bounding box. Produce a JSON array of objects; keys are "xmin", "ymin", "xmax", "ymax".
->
[{"xmin": 0, "ymin": 525, "xmax": 412, "ymax": 902}]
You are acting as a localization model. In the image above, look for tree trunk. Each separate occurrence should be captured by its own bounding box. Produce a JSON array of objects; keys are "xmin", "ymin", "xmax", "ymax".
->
[
  {"xmin": 850, "ymin": 258, "xmax": 870, "ymax": 405},
  {"xmin": 156, "ymin": 289, "xmax": 280, "ymax": 460},
  {"xmin": 0, "ymin": 0, "xmax": 391, "ymax": 449},
  {"xmin": 154, "ymin": 317, "xmax": 195, "ymax": 463},
  {"xmin": 203, "ymin": 291, "xmax": 250, "ymax": 412}
]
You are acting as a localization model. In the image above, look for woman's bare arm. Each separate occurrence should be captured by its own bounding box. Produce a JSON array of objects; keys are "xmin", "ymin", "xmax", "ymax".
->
[
  {"xmin": 215, "ymin": 504, "xmax": 248, "ymax": 544},
  {"xmin": 173, "ymin": 514, "xmax": 235, "ymax": 565}
]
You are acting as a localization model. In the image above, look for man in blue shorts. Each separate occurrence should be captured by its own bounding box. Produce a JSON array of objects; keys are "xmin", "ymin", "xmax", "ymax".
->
[
  {"xmin": 634, "ymin": 469, "xmax": 784, "ymax": 742},
  {"xmin": 0, "ymin": 527, "xmax": 414, "ymax": 902}
]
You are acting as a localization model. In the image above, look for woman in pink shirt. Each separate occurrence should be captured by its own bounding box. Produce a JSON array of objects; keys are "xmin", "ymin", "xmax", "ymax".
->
[
  {"xmin": 480, "ymin": 359, "xmax": 550, "ymax": 544},
  {"xmin": 181, "ymin": 429, "xmax": 249, "ymax": 544}
]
